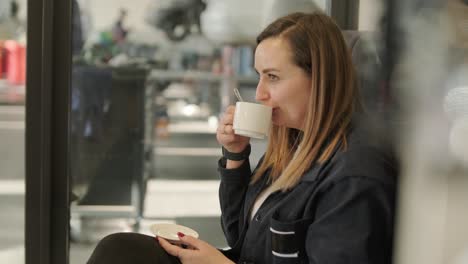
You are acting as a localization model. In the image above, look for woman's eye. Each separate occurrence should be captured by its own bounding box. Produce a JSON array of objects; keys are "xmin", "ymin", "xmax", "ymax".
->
[{"xmin": 268, "ymin": 74, "xmax": 279, "ymax": 81}]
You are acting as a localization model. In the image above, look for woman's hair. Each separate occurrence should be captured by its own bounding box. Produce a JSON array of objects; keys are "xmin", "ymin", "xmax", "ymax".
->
[{"xmin": 252, "ymin": 12, "xmax": 360, "ymax": 191}]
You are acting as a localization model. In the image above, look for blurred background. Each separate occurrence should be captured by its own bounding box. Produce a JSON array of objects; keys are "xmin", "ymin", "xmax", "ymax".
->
[{"xmin": 0, "ymin": 0, "xmax": 467, "ymax": 263}]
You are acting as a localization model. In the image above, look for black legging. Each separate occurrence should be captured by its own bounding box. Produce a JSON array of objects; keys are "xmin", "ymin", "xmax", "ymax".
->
[{"xmin": 87, "ymin": 232, "xmax": 182, "ymax": 264}]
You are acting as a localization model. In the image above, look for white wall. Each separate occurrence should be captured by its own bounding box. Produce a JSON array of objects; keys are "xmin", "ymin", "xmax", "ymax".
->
[
  {"xmin": 11, "ymin": 0, "xmax": 329, "ymax": 31},
  {"xmin": 84, "ymin": 0, "xmax": 330, "ymax": 35},
  {"xmin": 10, "ymin": 0, "xmax": 150, "ymax": 30},
  {"xmin": 358, "ymin": 0, "xmax": 384, "ymax": 31},
  {"xmin": 313, "ymin": 0, "xmax": 329, "ymax": 12},
  {"xmin": 8, "ymin": 0, "xmax": 332, "ymax": 45},
  {"xmin": 0, "ymin": 0, "xmax": 27, "ymax": 21},
  {"xmin": 81, "ymin": 0, "xmax": 154, "ymax": 32}
]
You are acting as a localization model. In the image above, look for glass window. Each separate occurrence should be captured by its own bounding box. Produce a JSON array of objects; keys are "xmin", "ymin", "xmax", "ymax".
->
[
  {"xmin": 66, "ymin": 0, "xmax": 468, "ymax": 263},
  {"xmin": 0, "ymin": 0, "xmax": 26, "ymax": 263},
  {"xmin": 69, "ymin": 1, "xmax": 329, "ymax": 262}
]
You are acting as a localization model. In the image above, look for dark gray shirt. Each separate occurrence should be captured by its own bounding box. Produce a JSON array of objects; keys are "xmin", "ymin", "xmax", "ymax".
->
[{"xmin": 218, "ymin": 126, "xmax": 397, "ymax": 264}]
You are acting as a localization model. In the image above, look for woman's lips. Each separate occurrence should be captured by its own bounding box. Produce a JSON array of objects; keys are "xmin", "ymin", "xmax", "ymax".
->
[{"xmin": 272, "ymin": 108, "xmax": 279, "ymax": 119}]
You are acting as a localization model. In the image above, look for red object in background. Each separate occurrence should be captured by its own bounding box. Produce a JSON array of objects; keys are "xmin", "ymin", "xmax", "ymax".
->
[
  {"xmin": 0, "ymin": 46, "xmax": 3, "ymax": 77},
  {"xmin": 0, "ymin": 41, "xmax": 4, "ymax": 77},
  {"xmin": 4, "ymin": 40, "xmax": 26, "ymax": 85}
]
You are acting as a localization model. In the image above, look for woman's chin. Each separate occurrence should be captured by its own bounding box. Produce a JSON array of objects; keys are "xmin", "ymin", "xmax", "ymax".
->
[
  {"xmin": 272, "ymin": 119, "xmax": 283, "ymax": 127},
  {"xmin": 271, "ymin": 112, "xmax": 283, "ymax": 126},
  {"xmin": 272, "ymin": 120, "xmax": 302, "ymax": 130}
]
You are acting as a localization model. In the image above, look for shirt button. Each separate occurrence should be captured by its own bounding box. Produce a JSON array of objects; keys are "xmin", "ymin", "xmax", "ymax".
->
[{"xmin": 255, "ymin": 214, "xmax": 261, "ymax": 221}]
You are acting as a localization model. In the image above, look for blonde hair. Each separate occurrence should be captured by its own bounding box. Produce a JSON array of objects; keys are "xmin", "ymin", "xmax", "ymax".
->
[{"xmin": 252, "ymin": 12, "xmax": 360, "ymax": 191}]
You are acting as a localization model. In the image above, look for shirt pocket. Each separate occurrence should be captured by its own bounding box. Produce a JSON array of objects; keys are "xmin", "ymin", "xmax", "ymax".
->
[{"xmin": 269, "ymin": 216, "xmax": 313, "ymax": 264}]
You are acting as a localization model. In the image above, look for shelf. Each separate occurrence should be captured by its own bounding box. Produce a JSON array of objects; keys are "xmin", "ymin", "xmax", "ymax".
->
[
  {"xmin": 168, "ymin": 121, "xmax": 217, "ymax": 134},
  {"xmin": 71, "ymin": 205, "xmax": 136, "ymax": 217},
  {"xmin": 148, "ymin": 69, "xmax": 258, "ymax": 85},
  {"xmin": 155, "ymin": 147, "xmax": 220, "ymax": 157}
]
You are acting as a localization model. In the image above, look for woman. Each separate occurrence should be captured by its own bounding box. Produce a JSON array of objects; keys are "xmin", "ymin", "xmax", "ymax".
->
[{"xmin": 87, "ymin": 12, "xmax": 397, "ymax": 264}]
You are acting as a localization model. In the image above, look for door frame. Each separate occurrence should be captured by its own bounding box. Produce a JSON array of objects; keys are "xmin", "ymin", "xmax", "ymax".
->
[
  {"xmin": 25, "ymin": 0, "xmax": 72, "ymax": 263},
  {"xmin": 330, "ymin": 0, "xmax": 360, "ymax": 30}
]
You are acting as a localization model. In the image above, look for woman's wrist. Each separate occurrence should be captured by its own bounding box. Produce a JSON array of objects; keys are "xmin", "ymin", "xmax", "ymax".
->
[
  {"xmin": 226, "ymin": 159, "xmax": 245, "ymax": 169},
  {"xmin": 222, "ymin": 144, "xmax": 251, "ymax": 161}
]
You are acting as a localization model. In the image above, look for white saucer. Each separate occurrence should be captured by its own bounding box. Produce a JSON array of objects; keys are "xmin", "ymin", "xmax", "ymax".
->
[{"xmin": 150, "ymin": 223, "xmax": 199, "ymax": 241}]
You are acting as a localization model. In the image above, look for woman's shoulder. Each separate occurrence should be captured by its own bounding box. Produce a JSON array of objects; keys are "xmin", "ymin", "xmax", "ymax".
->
[{"xmin": 322, "ymin": 120, "xmax": 399, "ymax": 187}]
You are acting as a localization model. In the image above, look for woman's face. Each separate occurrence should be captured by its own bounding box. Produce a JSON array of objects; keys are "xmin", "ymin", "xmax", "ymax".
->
[{"xmin": 254, "ymin": 37, "xmax": 312, "ymax": 130}]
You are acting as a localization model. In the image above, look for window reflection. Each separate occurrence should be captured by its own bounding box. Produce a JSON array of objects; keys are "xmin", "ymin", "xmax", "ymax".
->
[
  {"xmin": 0, "ymin": 0, "xmax": 26, "ymax": 263},
  {"xmin": 67, "ymin": 0, "xmax": 468, "ymax": 263},
  {"xmin": 69, "ymin": 1, "xmax": 328, "ymax": 262}
]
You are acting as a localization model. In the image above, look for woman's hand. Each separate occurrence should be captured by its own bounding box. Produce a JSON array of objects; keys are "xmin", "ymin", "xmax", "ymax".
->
[
  {"xmin": 158, "ymin": 234, "xmax": 234, "ymax": 264},
  {"xmin": 216, "ymin": 105, "xmax": 250, "ymax": 153}
]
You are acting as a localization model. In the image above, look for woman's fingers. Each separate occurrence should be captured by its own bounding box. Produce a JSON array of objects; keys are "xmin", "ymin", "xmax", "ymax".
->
[
  {"xmin": 178, "ymin": 234, "xmax": 204, "ymax": 249},
  {"xmin": 217, "ymin": 124, "xmax": 234, "ymax": 135},
  {"xmin": 226, "ymin": 105, "xmax": 235, "ymax": 115},
  {"xmin": 157, "ymin": 237, "xmax": 184, "ymax": 258},
  {"xmin": 224, "ymin": 124, "xmax": 234, "ymax": 134},
  {"xmin": 220, "ymin": 113, "xmax": 234, "ymax": 125},
  {"xmin": 220, "ymin": 105, "xmax": 235, "ymax": 125},
  {"xmin": 217, "ymin": 105, "xmax": 236, "ymax": 139},
  {"xmin": 217, "ymin": 105, "xmax": 250, "ymax": 151},
  {"xmin": 160, "ymin": 235, "xmax": 234, "ymax": 264},
  {"xmin": 217, "ymin": 131, "xmax": 236, "ymax": 143}
]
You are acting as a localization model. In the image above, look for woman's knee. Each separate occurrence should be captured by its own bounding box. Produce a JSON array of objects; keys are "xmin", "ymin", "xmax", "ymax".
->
[
  {"xmin": 88, "ymin": 232, "xmax": 180, "ymax": 264},
  {"xmin": 98, "ymin": 232, "xmax": 142, "ymax": 248},
  {"xmin": 88, "ymin": 233, "xmax": 153, "ymax": 263}
]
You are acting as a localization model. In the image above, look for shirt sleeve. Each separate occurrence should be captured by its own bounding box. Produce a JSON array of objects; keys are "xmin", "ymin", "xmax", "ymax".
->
[
  {"xmin": 305, "ymin": 177, "xmax": 395, "ymax": 264},
  {"xmin": 218, "ymin": 157, "xmax": 252, "ymax": 247}
]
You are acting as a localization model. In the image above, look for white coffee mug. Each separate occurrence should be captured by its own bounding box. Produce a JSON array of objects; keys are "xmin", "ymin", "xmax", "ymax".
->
[{"xmin": 233, "ymin": 102, "xmax": 272, "ymax": 139}]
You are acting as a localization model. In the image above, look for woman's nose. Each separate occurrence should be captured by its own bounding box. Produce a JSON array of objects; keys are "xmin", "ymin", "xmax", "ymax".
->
[{"xmin": 255, "ymin": 82, "xmax": 269, "ymax": 102}]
